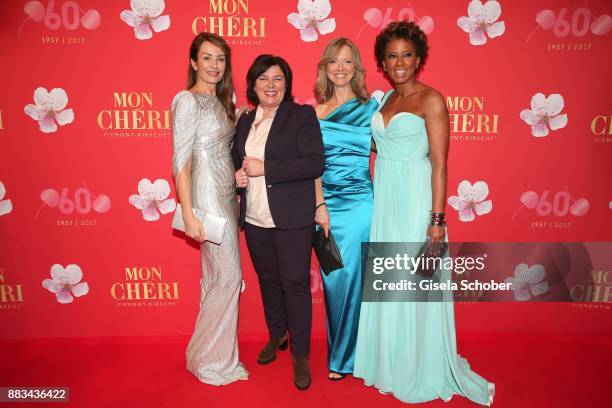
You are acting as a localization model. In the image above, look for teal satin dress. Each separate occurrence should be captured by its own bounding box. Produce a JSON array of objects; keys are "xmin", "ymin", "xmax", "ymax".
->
[
  {"xmin": 319, "ymin": 97, "xmax": 378, "ymax": 374},
  {"xmin": 353, "ymin": 91, "xmax": 494, "ymax": 405}
]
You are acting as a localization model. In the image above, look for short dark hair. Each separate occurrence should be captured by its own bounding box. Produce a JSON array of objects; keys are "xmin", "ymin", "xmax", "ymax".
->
[
  {"xmin": 374, "ymin": 21, "xmax": 429, "ymax": 75},
  {"xmin": 246, "ymin": 55, "xmax": 294, "ymax": 105}
]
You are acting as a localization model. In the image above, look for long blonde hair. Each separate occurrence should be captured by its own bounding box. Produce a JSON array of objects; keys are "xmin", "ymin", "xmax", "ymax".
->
[{"xmin": 314, "ymin": 37, "xmax": 370, "ymax": 104}]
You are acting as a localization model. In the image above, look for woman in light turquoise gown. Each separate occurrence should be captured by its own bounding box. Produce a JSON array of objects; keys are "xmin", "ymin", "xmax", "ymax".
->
[
  {"xmin": 313, "ymin": 38, "xmax": 378, "ymax": 380},
  {"xmin": 353, "ymin": 22, "xmax": 494, "ymax": 405}
]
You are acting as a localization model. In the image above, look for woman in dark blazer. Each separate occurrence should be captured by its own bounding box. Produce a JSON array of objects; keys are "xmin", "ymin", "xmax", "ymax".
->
[{"xmin": 232, "ymin": 54, "xmax": 325, "ymax": 390}]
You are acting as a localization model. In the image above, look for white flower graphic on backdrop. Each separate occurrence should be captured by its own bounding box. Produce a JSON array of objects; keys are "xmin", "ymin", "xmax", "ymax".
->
[
  {"xmin": 120, "ymin": 0, "xmax": 170, "ymax": 40},
  {"xmin": 520, "ymin": 93, "xmax": 568, "ymax": 137},
  {"xmin": 42, "ymin": 264, "xmax": 90, "ymax": 304},
  {"xmin": 504, "ymin": 263, "xmax": 548, "ymax": 301},
  {"xmin": 447, "ymin": 180, "xmax": 492, "ymax": 222},
  {"xmin": 288, "ymin": 0, "xmax": 336, "ymax": 42},
  {"xmin": 0, "ymin": 181, "xmax": 13, "ymax": 216},
  {"xmin": 457, "ymin": 0, "xmax": 505, "ymax": 45},
  {"xmin": 24, "ymin": 87, "xmax": 74, "ymax": 133},
  {"xmin": 129, "ymin": 178, "xmax": 176, "ymax": 221}
]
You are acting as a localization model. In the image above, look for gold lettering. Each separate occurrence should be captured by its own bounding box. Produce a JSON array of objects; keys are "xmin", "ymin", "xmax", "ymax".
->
[
  {"xmin": 604, "ymin": 286, "xmax": 612, "ymax": 303},
  {"xmin": 141, "ymin": 93, "xmax": 153, "ymax": 108},
  {"xmin": 0, "ymin": 286, "xmax": 12, "ymax": 302},
  {"xmin": 148, "ymin": 110, "xmax": 162, "ymax": 129},
  {"xmin": 209, "ymin": 17, "xmax": 224, "ymax": 34},
  {"xmin": 459, "ymin": 97, "xmax": 472, "ymax": 112},
  {"xmin": 0, "ymin": 270, "xmax": 4, "ymax": 283},
  {"xmin": 0, "ymin": 110, "xmax": 3, "ymax": 129},
  {"xmin": 591, "ymin": 116, "xmax": 611, "ymax": 135},
  {"xmin": 227, "ymin": 17, "xmax": 239, "ymax": 36},
  {"xmin": 210, "ymin": 0, "xmax": 222, "ymax": 14},
  {"xmin": 97, "ymin": 110, "xmax": 112, "ymax": 129},
  {"xmin": 238, "ymin": 0, "xmax": 248, "ymax": 13},
  {"xmin": 449, "ymin": 113, "xmax": 460, "ymax": 133},
  {"xmin": 447, "ymin": 96, "xmax": 459, "ymax": 111},
  {"xmin": 192, "ymin": 16, "xmax": 206, "ymax": 35},
  {"xmin": 114, "ymin": 110, "xmax": 130, "ymax": 130},
  {"xmin": 142, "ymin": 282, "xmax": 155, "ymax": 299},
  {"xmin": 113, "ymin": 92, "xmax": 127, "ymax": 108},
  {"xmin": 132, "ymin": 110, "xmax": 146, "ymax": 130},
  {"xmin": 125, "ymin": 267, "xmax": 138, "ymax": 281},
  {"xmin": 126, "ymin": 283, "xmax": 140, "ymax": 299},
  {"xmin": 473, "ymin": 97, "xmax": 484, "ymax": 112},
  {"xmin": 461, "ymin": 112, "xmax": 474, "ymax": 133},
  {"xmin": 591, "ymin": 270, "xmax": 612, "ymax": 285},
  {"xmin": 158, "ymin": 282, "xmax": 171, "ymax": 299},
  {"xmin": 111, "ymin": 283, "xmax": 124, "ymax": 300}
]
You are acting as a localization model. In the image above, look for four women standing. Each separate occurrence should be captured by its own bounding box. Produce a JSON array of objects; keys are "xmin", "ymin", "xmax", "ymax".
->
[{"xmin": 172, "ymin": 22, "xmax": 493, "ymax": 405}]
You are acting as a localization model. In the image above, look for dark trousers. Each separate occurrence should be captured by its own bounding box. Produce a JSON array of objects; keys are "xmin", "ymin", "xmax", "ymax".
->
[{"xmin": 244, "ymin": 222, "xmax": 314, "ymax": 357}]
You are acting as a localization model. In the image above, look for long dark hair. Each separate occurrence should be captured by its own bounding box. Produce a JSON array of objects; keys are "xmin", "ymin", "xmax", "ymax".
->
[{"xmin": 187, "ymin": 32, "xmax": 235, "ymax": 121}]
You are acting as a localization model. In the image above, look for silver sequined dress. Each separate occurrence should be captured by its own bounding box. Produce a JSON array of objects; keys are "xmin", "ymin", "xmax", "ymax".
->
[{"xmin": 171, "ymin": 90, "xmax": 248, "ymax": 385}]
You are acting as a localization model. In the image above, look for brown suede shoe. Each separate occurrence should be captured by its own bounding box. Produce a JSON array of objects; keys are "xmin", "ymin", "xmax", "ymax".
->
[
  {"xmin": 292, "ymin": 355, "xmax": 311, "ymax": 390},
  {"xmin": 257, "ymin": 335, "xmax": 288, "ymax": 365}
]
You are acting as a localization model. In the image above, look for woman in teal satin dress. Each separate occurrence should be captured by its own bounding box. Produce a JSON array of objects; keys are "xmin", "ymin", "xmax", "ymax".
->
[
  {"xmin": 353, "ymin": 22, "xmax": 495, "ymax": 405},
  {"xmin": 313, "ymin": 38, "xmax": 378, "ymax": 380}
]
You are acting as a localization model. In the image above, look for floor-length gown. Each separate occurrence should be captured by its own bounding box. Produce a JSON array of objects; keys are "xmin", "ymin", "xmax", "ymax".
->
[
  {"xmin": 319, "ymin": 98, "xmax": 378, "ymax": 374},
  {"xmin": 171, "ymin": 90, "xmax": 248, "ymax": 385},
  {"xmin": 353, "ymin": 91, "xmax": 494, "ymax": 405}
]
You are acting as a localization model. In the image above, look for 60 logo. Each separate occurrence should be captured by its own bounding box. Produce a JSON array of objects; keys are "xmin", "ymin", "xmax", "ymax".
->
[
  {"xmin": 36, "ymin": 186, "xmax": 110, "ymax": 217},
  {"xmin": 356, "ymin": 5, "xmax": 433, "ymax": 38},
  {"xmin": 513, "ymin": 188, "xmax": 589, "ymax": 219},
  {"xmin": 527, "ymin": 7, "xmax": 611, "ymax": 41},
  {"xmin": 19, "ymin": 0, "xmax": 101, "ymax": 33}
]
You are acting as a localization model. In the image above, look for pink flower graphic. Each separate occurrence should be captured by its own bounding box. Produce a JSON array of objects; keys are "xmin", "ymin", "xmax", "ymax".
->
[
  {"xmin": 129, "ymin": 178, "xmax": 176, "ymax": 221},
  {"xmin": 0, "ymin": 181, "xmax": 12, "ymax": 216},
  {"xmin": 520, "ymin": 93, "xmax": 568, "ymax": 137},
  {"xmin": 457, "ymin": 0, "xmax": 505, "ymax": 45},
  {"xmin": 42, "ymin": 264, "xmax": 90, "ymax": 304},
  {"xmin": 504, "ymin": 263, "xmax": 548, "ymax": 301},
  {"xmin": 448, "ymin": 180, "xmax": 493, "ymax": 222},
  {"xmin": 288, "ymin": 0, "xmax": 336, "ymax": 42},
  {"xmin": 120, "ymin": 0, "xmax": 170, "ymax": 40},
  {"xmin": 24, "ymin": 87, "xmax": 74, "ymax": 133}
]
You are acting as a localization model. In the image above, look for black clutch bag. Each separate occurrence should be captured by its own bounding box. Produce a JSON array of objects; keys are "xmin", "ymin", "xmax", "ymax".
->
[
  {"xmin": 414, "ymin": 237, "xmax": 449, "ymax": 278},
  {"xmin": 313, "ymin": 229, "xmax": 344, "ymax": 275}
]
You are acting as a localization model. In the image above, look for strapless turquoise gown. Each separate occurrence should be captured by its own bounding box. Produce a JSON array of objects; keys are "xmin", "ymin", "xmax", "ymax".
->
[
  {"xmin": 353, "ymin": 91, "xmax": 494, "ymax": 405},
  {"xmin": 319, "ymin": 97, "xmax": 378, "ymax": 374}
]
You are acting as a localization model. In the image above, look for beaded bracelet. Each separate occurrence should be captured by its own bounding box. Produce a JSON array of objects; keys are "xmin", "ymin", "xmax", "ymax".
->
[{"xmin": 430, "ymin": 211, "xmax": 446, "ymax": 226}]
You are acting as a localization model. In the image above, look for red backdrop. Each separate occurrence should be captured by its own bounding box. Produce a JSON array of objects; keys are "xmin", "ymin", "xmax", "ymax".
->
[{"xmin": 0, "ymin": 0, "xmax": 611, "ymax": 340}]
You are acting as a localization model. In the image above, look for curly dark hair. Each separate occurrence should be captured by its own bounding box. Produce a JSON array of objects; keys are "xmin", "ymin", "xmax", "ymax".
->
[{"xmin": 374, "ymin": 21, "xmax": 429, "ymax": 75}]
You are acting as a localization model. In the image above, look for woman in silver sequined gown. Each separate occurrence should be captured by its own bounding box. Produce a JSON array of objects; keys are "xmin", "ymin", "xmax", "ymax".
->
[{"xmin": 171, "ymin": 33, "xmax": 248, "ymax": 385}]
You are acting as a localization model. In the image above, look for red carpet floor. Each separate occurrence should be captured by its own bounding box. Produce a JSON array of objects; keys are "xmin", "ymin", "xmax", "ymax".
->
[{"xmin": 0, "ymin": 333, "xmax": 609, "ymax": 408}]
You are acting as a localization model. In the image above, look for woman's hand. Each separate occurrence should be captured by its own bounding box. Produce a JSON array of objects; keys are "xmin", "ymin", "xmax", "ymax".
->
[
  {"xmin": 235, "ymin": 168, "xmax": 248, "ymax": 188},
  {"xmin": 427, "ymin": 224, "xmax": 446, "ymax": 243},
  {"xmin": 315, "ymin": 206, "xmax": 330, "ymax": 237},
  {"xmin": 243, "ymin": 157, "xmax": 265, "ymax": 177},
  {"xmin": 184, "ymin": 213, "xmax": 205, "ymax": 243}
]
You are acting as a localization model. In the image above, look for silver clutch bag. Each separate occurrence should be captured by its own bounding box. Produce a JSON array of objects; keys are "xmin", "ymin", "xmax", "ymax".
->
[{"xmin": 172, "ymin": 203, "xmax": 227, "ymax": 245}]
